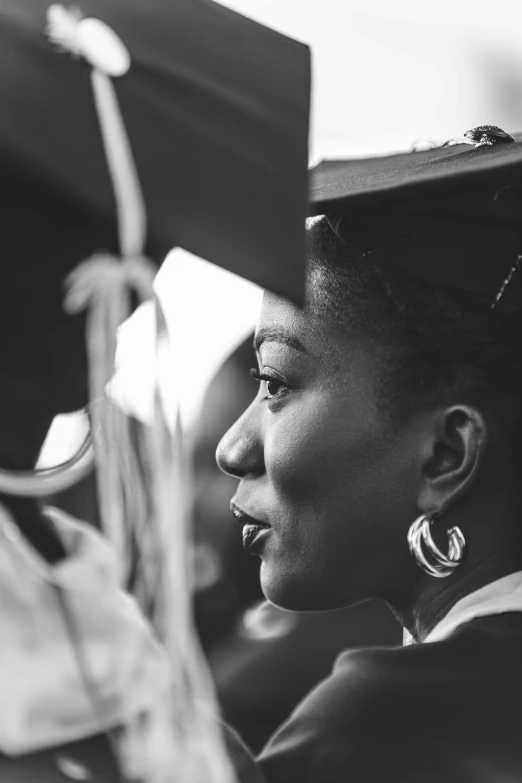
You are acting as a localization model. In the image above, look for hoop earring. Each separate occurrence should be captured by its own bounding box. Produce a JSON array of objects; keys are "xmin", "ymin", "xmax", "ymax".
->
[{"xmin": 407, "ymin": 514, "xmax": 466, "ymax": 578}]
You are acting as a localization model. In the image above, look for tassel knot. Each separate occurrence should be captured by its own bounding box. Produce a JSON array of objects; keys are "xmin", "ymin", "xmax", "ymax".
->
[
  {"xmin": 47, "ymin": 5, "xmax": 131, "ymax": 78},
  {"xmin": 46, "ymin": 5, "xmax": 83, "ymax": 57},
  {"xmin": 63, "ymin": 254, "xmax": 155, "ymax": 316}
]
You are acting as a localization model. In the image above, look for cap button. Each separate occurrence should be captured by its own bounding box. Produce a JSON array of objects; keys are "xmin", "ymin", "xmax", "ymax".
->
[
  {"xmin": 464, "ymin": 125, "xmax": 515, "ymax": 147},
  {"xmin": 46, "ymin": 6, "xmax": 131, "ymax": 77},
  {"xmin": 77, "ymin": 17, "xmax": 131, "ymax": 77}
]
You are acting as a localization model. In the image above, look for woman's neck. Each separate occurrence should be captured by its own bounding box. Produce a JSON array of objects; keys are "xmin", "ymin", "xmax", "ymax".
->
[{"xmin": 399, "ymin": 550, "xmax": 522, "ymax": 642}]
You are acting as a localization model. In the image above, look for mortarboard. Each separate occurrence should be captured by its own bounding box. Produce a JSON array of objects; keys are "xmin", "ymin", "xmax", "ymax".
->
[
  {"xmin": 0, "ymin": 0, "xmax": 310, "ymax": 304},
  {"xmin": 0, "ymin": 0, "xmax": 311, "ymax": 425},
  {"xmin": 0, "ymin": 0, "xmax": 311, "ymax": 475},
  {"xmin": 309, "ymin": 127, "xmax": 522, "ymax": 310}
]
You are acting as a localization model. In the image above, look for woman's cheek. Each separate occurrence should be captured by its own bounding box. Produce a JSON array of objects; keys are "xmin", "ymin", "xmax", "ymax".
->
[
  {"xmin": 265, "ymin": 385, "xmax": 393, "ymax": 506},
  {"xmin": 263, "ymin": 392, "xmax": 341, "ymax": 496}
]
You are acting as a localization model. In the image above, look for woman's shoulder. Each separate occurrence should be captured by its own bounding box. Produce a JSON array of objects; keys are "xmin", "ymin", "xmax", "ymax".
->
[
  {"xmin": 258, "ymin": 615, "xmax": 522, "ymax": 783},
  {"xmin": 334, "ymin": 610, "xmax": 522, "ymax": 681},
  {"xmin": 272, "ymin": 638, "xmax": 449, "ymax": 730},
  {"xmin": 323, "ymin": 612, "xmax": 522, "ymax": 720},
  {"xmin": 256, "ymin": 643, "xmax": 432, "ymax": 783}
]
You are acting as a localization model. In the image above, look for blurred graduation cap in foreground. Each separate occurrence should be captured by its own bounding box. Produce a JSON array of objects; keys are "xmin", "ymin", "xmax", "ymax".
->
[
  {"xmin": 0, "ymin": 0, "xmax": 310, "ymax": 303},
  {"xmin": 310, "ymin": 126, "xmax": 522, "ymax": 310},
  {"xmin": 0, "ymin": 0, "xmax": 310, "ymax": 461},
  {"xmin": 0, "ymin": 0, "xmax": 310, "ymax": 473}
]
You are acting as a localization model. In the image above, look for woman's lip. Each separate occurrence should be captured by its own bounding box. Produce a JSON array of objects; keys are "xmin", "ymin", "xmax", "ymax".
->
[
  {"xmin": 242, "ymin": 524, "xmax": 270, "ymax": 553},
  {"xmin": 230, "ymin": 502, "xmax": 270, "ymax": 528}
]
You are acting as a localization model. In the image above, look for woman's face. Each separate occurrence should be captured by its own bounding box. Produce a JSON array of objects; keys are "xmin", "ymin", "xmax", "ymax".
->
[{"xmin": 216, "ymin": 290, "xmax": 428, "ymax": 612}]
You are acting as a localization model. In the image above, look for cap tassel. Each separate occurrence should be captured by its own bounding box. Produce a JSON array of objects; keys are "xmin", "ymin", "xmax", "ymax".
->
[{"xmin": 47, "ymin": 6, "xmax": 237, "ymax": 782}]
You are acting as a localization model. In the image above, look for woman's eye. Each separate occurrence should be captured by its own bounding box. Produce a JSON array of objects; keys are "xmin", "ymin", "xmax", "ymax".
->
[
  {"xmin": 250, "ymin": 368, "xmax": 288, "ymax": 400},
  {"xmin": 265, "ymin": 378, "xmax": 282, "ymax": 398}
]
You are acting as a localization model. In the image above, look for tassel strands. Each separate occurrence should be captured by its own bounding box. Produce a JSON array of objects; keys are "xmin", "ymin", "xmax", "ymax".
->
[{"xmin": 46, "ymin": 6, "xmax": 237, "ymax": 782}]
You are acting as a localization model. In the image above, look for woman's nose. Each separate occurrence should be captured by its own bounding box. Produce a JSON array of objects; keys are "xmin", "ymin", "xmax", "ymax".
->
[{"xmin": 216, "ymin": 406, "xmax": 264, "ymax": 479}]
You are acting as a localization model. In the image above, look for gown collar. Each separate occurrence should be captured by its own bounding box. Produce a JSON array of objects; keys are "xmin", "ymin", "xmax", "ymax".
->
[{"xmin": 425, "ymin": 570, "xmax": 522, "ymax": 643}]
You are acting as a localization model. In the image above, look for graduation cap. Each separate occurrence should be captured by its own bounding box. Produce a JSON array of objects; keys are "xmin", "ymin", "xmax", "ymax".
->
[
  {"xmin": 0, "ymin": 0, "xmax": 310, "ymax": 300},
  {"xmin": 0, "ymin": 0, "xmax": 310, "ymax": 479},
  {"xmin": 309, "ymin": 127, "xmax": 522, "ymax": 310},
  {"xmin": 0, "ymin": 0, "xmax": 310, "ymax": 436}
]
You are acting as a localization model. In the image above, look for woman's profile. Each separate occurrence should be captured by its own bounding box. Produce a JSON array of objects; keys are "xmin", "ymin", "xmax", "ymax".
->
[{"xmin": 217, "ymin": 128, "xmax": 522, "ymax": 782}]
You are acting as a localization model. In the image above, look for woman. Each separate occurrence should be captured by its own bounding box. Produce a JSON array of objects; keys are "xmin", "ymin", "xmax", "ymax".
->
[
  {"xmin": 192, "ymin": 335, "xmax": 400, "ymax": 751},
  {"xmin": 217, "ymin": 128, "xmax": 522, "ymax": 781}
]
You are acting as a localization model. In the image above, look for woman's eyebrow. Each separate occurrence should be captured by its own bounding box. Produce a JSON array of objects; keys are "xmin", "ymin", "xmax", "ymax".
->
[{"xmin": 253, "ymin": 327, "xmax": 307, "ymax": 354}]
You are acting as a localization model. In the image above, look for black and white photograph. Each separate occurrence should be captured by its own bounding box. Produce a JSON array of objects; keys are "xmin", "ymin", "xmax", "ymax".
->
[{"xmin": 1, "ymin": 1, "xmax": 522, "ymax": 780}]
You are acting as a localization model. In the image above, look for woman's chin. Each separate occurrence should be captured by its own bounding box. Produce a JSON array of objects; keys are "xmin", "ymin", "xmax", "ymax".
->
[{"xmin": 259, "ymin": 561, "xmax": 355, "ymax": 613}]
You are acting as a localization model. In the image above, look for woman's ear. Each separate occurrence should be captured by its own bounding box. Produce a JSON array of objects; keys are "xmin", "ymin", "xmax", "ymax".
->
[{"xmin": 418, "ymin": 405, "xmax": 489, "ymax": 515}]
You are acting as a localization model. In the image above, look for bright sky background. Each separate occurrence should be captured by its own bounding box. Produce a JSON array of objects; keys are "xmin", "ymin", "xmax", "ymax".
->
[
  {"xmin": 221, "ymin": 0, "xmax": 522, "ymax": 159},
  {"xmin": 40, "ymin": 0, "xmax": 522, "ymax": 463}
]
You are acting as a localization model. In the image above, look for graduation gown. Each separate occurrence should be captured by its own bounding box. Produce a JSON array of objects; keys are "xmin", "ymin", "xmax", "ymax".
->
[{"xmin": 257, "ymin": 613, "xmax": 522, "ymax": 782}]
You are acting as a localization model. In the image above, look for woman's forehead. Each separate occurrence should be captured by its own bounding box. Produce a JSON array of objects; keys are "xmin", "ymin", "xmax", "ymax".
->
[
  {"xmin": 259, "ymin": 290, "xmax": 301, "ymax": 327},
  {"xmin": 256, "ymin": 289, "xmax": 341, "ymax": 358}
]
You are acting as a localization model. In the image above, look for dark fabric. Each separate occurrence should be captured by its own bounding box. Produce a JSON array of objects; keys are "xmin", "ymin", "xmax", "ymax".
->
[
  {"xmin": 214, "ymin": 601, "xmax": 401, "ymax": 753},
  {"xmin": 0, "ymin": 0, "xmax": 310, "ymax": 303},
  {"xmin": 326, "ymin": 211, "xmax": 522, "ymax": 305},
  {"xmin": 310, "ymin": 138, "xmax": 522, "ymax": 305},
  {"xmin": 257, "ymin": 614, "xmax": 522, "ymax": 783}
]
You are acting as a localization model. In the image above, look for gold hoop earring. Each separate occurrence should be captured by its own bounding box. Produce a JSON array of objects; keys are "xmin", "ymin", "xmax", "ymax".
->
[{"xmin": 407, "ymin": 514, "xmax": 466, "ymax": 578}]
